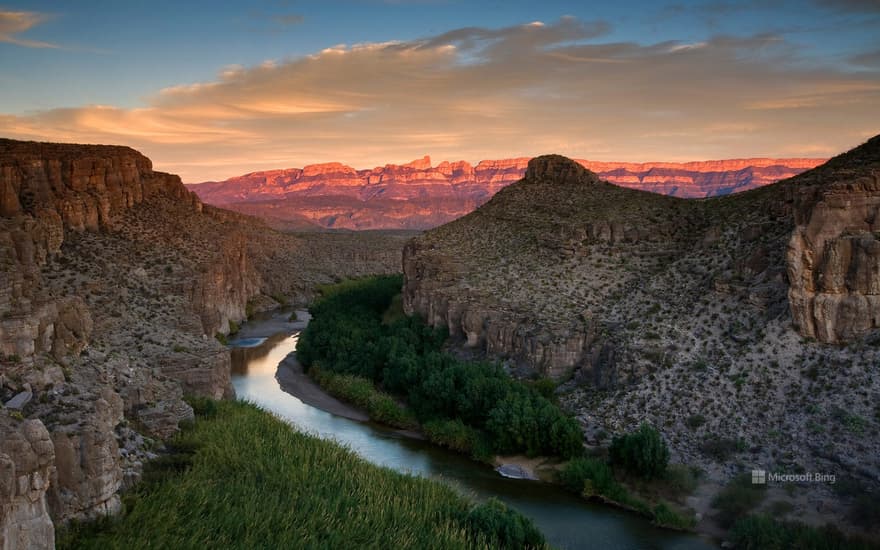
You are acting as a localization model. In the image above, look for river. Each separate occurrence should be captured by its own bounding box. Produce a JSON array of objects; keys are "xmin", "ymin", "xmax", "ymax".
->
[{"xmin": 229, "ymin": 308, "xmax": 717, "ymax": 550}]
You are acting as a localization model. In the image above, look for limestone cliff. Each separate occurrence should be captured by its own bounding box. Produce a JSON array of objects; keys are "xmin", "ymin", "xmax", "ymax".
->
[
  {"xmin": 786, "ymin": 144, "xmax": 880, "ymax": 342},
  {"xmin": 0, "ymin": 138, "xmax": 408, "ymax": 548},
  {"xmin": 402, "ymin": 138, "xmax": 880, "ymax": 530},
  {"xmin": 188, "ymin": 155, "xmax": 823, "ymax": 230}
]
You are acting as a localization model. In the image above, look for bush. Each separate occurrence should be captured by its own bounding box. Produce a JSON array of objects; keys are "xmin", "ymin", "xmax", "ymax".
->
[
  {"xmin": 652, "ymin": 502, "xmax": 696, "ymax": 530},
  {"xmin": 730, "ymin": 514, "xmax": 876, "ymax": 550},
  {"xmin": 465, "ymin": 497, "xmax": 545, "ymax": 549},
  {"xmin": 699, "ymin": 435, "xmax": 745, "ymax": 461},
  {"xmin": 312, "ymin": 368, "xmax": 418, "ymax": 430},
  {"xmin": 423, "ymin": 419, "xmax": 488, "ymax": 459},
  {"xmin": 711, "ymin": 473, "xmax": 766, "ymax": 528},
  {"xmin": 609, "ymin": 423, "xmax": 670, "ymax": 479}
]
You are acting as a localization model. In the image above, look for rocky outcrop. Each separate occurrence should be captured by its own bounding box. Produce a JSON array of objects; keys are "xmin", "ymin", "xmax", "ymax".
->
[
  {"xmin": 188, "ymin": 154, "xmax": 823, "ymax": 230},
  {"xmin": 0, "ymin": 416, "xmax": 55, "ymax": 550},
  {"xmin": 787, "ymin": 163, "xmax": 880, "ymax": 342}
]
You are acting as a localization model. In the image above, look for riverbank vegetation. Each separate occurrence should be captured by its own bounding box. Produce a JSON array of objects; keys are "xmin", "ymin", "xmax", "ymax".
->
[
  {"xmin": 58, "ymin": 398, "xmax": 547, "ymax": 549},
  {"xmin": 296, "ymin": 275, "xmax": 583, "ymax": 460},
  {"xmin": 297, "ymin": 276, "xmax": 706, "ymax": 533}
]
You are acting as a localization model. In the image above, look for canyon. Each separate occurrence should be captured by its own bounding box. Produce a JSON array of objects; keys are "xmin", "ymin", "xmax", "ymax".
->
[
  {"xmin": 402, "ymin": 137, "xmax": 880, "ymax": 538},
  {"xmin": 0, "ymin": 139, "xmax": 408, "ymax": 548},
  {"xmin": 187, "ymin": 156, "xmax": 824, "ymax": 230}
]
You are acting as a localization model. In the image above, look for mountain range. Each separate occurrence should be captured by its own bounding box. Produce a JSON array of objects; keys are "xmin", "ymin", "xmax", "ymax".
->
[{"xmin": 187, "ymin": 156, "xmax": 825, "ymax": 230}]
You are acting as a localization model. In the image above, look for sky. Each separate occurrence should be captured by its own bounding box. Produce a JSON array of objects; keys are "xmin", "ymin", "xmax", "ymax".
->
[{"xmin": 1, "ymin": 0, "xmax": 879, "ymax": 182}]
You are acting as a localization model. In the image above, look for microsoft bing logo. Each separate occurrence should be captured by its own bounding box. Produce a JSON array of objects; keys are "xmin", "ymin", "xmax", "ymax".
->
[{"xmin": 751, "ymin": 470, "xmax": 766, "ymax": 484}]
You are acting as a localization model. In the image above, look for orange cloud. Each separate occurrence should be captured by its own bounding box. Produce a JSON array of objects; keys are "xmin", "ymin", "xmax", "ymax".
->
[
  {"xmin": 2, "ymin": 18, "xmax": 879, "ymax": 181},
  {"xmin": 0, "ymin": 9, "xmax": 58, "ymax": 48}
]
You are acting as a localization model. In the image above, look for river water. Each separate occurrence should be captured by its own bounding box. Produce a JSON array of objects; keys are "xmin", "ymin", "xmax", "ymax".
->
[{"xmin": 230, "ymin": 309, "xmax": 716, "ymax": 550}]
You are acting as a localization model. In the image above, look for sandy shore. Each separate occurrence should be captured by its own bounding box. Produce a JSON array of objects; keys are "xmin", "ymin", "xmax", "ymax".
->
[{"xmin": 275, "ymin": 354, "xmax": 370, "ymax": 422}]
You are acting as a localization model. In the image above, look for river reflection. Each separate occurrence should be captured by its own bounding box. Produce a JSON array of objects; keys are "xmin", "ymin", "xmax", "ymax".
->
[{"xmin": 230, "ymin": 310, "xmax": 717, "ymax": 550}]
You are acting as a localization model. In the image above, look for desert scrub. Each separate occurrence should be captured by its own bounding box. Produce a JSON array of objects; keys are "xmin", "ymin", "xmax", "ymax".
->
[
  {"xmin": 729, "ymin": 514, "xmax": 877, "ymax": 550},
  {"xmin": 711, "ymin": 473, "xmax": 766, "ymax": 528},
  {"xmin": 57, "ymin": 400, "xmax": 547, "ymax": 549}
]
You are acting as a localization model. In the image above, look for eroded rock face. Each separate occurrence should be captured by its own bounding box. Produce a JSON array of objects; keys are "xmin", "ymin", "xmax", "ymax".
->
[
  {"xmin": 787, "ymin": 172, "xmax": 880, "ymax": 342},
  {"xmin": 189, "ymin": 154, "xmax": 823, "ymax": 230},
  {"xmin": 0, "ymin": 417, "xmax": 55, "ymax": 550}
]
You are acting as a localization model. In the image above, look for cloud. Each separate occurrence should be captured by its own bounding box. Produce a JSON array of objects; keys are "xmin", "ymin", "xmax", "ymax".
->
[
  {"xmin": 850, "ymin": 48, "xmax": 880, "ymax": 68},
  {"xmin": 270, "ymin": 14, "xmax": 304, "ymax": 26},
  {"xmin": 3, "ymin": 17, "xmax": 879, "ymax": 181},
  {"xmin": 815, "ymin": 0, "xmax": 880, "ymax": 12},
  {"xmin": 0, "ymin": 9, "xmax": 58, "ymax": 48}
]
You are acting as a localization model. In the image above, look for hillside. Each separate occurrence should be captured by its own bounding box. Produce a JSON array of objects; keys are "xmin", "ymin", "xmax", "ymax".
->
[
  {"xmin": 187, "ymin": 156, "xmax": 823, "ymax": 230},
  {"xmin": 0, "ymin": 139, "xmax": 409, "ymax": 546},
  {"xmin": 402, "ymin": 137, "xmax": 880, "ymax": 537}
]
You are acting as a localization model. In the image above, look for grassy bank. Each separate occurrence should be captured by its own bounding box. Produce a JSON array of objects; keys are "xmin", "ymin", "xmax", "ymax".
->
[{"xmin": 58, "ymin": 399, "xmax": 547, "ymax": 549}]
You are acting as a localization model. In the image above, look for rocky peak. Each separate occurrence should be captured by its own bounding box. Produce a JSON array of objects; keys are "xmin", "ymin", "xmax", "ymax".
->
[
  {"xmin": 524, "ymin": 154, "xmax": 600, "ymax": 184},
  {"xmin": 403, "ymin": 156, "xmax": 432, "ymax": 170}
]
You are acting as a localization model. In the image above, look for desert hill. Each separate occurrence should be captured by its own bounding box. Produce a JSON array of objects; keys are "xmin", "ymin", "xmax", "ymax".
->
[{"xmin": 402, "ymin": 136, "xmax": 880, "ymax": 536}]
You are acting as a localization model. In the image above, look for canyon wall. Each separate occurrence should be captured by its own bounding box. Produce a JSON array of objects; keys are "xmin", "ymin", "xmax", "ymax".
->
[
  {"xmin": 0, "ymin": 139, "xmax": 408, "ymax": 549},
  {"xmin": 188, "ymin": 155, "xmax": 823, "ymax": 230},
  {"xmin": 787, "ymin": 155, "xmax": 880, "ymax": 342}
]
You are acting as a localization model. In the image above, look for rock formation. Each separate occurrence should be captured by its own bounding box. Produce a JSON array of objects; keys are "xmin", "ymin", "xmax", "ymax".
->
[
  {"xmin": 0, "ymin": 138, "xmax": 408, "ymax": 548},
  {"xmin": 402, "ymin": 138, "xmax": 880, "ymax": 528},
  {"xmin": 786, "ymin": 150, "xmax": 880, "ymax": 342},
  {"xmin": 187, "ymin": 155, "xmax": 823, "ymax": 230}
]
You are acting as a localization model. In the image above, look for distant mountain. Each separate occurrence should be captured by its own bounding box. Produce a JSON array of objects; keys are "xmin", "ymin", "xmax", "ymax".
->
[{"xmin": 187, "ymin": 155, "xmax": 825, "ymax": 230}]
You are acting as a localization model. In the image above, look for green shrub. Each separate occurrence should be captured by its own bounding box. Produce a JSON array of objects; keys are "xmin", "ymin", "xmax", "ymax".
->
[
  {"xmin": 711, "ymin": 473, "xmax": 766, "ymax": 528},
  {"xmin": 312, "ymin": 368, "xmax": 418, "ymax": 430},
  {"xmin": 730, "ymin": 514, "xmax": 876, "ymax": 550},
  {"xmin": 652, "ymin": 502, "xmax": 696, "ymax": 530},
  {"xmin": 465, "ymin": 497, "xmax": 545, "ymax": 549},
  {"xmin": 423, "ymin": 419, "xmax": 487, "ymax": 459},
  {"xmin": 609, "ymin": 423, "xmax": 670, "ymax": 479}
]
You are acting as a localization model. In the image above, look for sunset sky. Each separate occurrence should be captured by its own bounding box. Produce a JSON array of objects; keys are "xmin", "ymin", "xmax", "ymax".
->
[{"xmin": 1, "ymin": 0, "xmax": 879, "ymax": 182}]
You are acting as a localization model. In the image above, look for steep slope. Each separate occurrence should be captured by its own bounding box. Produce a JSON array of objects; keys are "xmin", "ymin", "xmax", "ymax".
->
[
  {"xmin": 402, "ymin": 137, "xmax": 880, "ymax": 535},
  {"xmin": 187, "ymin": 156, "xmax": 823, "ymax": 230},
  {"xmin": 0, "ymin": 139, "xmax": 408, "ymax": 547}
]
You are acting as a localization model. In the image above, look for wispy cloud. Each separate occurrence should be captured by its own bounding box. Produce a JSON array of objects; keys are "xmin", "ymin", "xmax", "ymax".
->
[
  {"xmin": 814, "ymin": 0, "xmax": 880, "ymax": 13},
  {"xmin": 0, "ymin": 9, "xmax": 58, "ymax": 48},
  {"xmin": 3, "ymin": 17, "xmax": 879, "ymax": 181},
  {"xmin": 270, "ymin": 14, "xmax": 304, "ymax": 26}
]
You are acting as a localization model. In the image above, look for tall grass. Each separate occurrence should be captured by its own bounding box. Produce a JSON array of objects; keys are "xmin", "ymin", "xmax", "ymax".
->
[{"xmin": 58, "ymin": 400, "xmax": 547, "ymax": 549}]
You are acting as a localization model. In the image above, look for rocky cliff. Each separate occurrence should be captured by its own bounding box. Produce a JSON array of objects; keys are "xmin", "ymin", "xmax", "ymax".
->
[
  {"xmin": 402, "ymin": 138, "xmax": 880, "ymax": 535},
  {"xmin": 188, "ymin": 155, "xmax": 823, "ymax": 230},
  {"xmin": 0, "ymin": 139, "xmax": 408, "ymax": 548}
]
